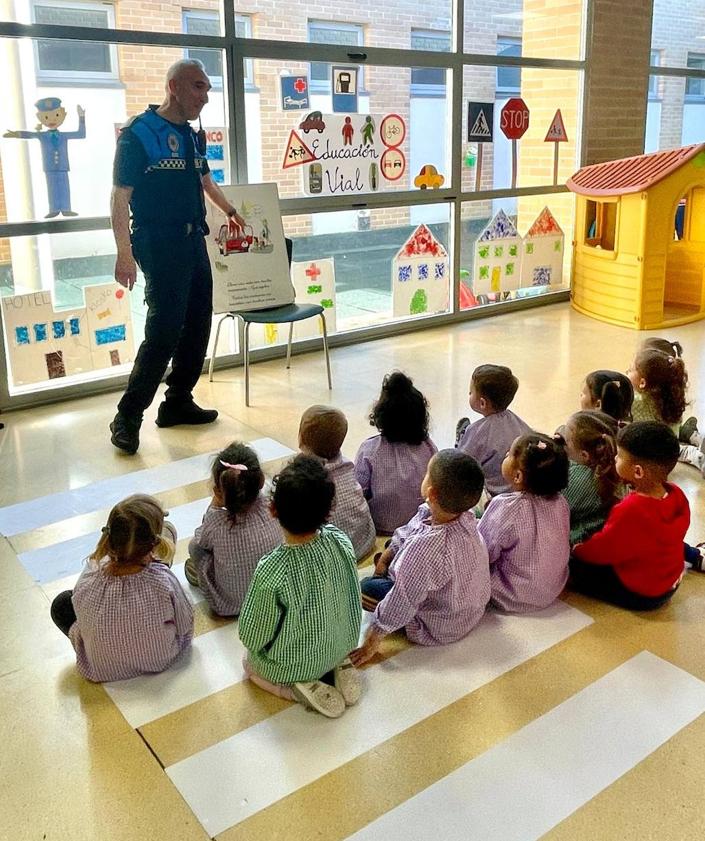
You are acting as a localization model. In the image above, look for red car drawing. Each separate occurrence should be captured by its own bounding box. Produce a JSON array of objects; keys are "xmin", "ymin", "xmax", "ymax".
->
[{"xmin": 216, "ymin": 220, "xmax": 254, "ymax": 255}]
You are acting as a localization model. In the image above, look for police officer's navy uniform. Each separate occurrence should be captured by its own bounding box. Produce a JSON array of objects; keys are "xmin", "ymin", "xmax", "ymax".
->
[{"xmin": 113, "ymin": 105, "xmax": 214, "ymax": 425}]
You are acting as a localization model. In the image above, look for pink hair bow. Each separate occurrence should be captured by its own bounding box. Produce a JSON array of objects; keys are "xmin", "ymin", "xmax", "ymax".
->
[{"xmin": 219, "ymin": 461, "xmax": 248, "ymax": 472}]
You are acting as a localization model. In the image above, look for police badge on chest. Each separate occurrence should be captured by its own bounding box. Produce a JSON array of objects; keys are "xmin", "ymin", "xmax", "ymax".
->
[{"xmin": 167, "ymin": 133, "xmax": 180, "ymax": 157}]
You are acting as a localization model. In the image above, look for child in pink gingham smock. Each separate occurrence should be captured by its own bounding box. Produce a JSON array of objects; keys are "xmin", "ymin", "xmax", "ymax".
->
[
  {"xmin": 50, "ymin": 494, "xmax": 193, "ymax": 682},
  {"xmin": 478, "ymin": 433, "xmax": 570, "ymax": 613},
  {"xmin": 299, "ymin": 405, "xmax": 376, "ymax": 561},
  {"xmin": 355, "ymin": 372, "xmax": 437, "ymax": 535},
  {"xmin": 186, "ymin": 442, "xmax": 282, "ymax": 616},
  {"xmin": 352, "ymin": 450, "xmax": 490, "ymax": 665}
]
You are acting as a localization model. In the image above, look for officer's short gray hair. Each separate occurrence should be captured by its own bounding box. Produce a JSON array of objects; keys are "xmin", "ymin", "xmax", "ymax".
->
[{"xmin": 166, "ymin": 58, "xmax": 207, "ymax": 85}]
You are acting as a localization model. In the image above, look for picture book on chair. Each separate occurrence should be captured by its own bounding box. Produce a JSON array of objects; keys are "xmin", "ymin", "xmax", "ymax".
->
[{"xmin": 205, "ymin": 182, "xmax": 294, "ymax": 314}]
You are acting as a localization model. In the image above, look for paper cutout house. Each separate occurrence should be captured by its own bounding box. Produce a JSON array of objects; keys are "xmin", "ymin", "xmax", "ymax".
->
[
  {"xmin": 567, "ymin": 143, "xmax": 705, "ymax": 329},
  {"xmin": 1, "ymin": 284, "xmax": 135, "ymax": 387},
  {"xmin": 473, "ymin": 210, "xmax": 523, "ymax": 295},
  {"xmin": 392, "ymin": 224, "xmax": 450, "ymax": 317},
  {"xmin": 520, "ymin": 207, "xmax": 564, "ymax": 288}
]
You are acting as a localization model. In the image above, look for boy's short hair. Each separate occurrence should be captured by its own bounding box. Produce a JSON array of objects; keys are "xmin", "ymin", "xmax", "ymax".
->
[
  {"xmin": 617, "ymin": 421, "xmax": 680, "ymax": 473},
  {"xmin": 429, "ymin": 449, "xmax": 485, "ymax": 514},
  {"xmin": 272, "ymin": 454, "xmax": 335, "ymax": 534},
  {"xmin": 472, "ymin": 364, "xmax": 519, "ymax": 411},
  {"xmin": 299, "ymin": 405, "xmax": 348, "ymax": 460}
]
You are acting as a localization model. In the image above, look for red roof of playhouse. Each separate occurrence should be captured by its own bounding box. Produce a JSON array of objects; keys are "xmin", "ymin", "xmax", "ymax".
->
[
  {"xmin": 567, "ymin": 143, "xmax": 705, "ymax": 197},
  {"xmin": 395, "ymin": 224, "xmax": 448, "ymax": 258}
]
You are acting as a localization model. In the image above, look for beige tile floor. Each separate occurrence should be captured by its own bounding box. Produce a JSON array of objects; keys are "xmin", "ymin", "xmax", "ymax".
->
[{"xmin": 1, "ymin": 300, "xmax": 704, "ymax": 841}]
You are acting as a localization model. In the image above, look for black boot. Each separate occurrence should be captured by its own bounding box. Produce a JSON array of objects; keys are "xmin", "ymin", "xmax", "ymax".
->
[
  {"xmin": 156, "ymin": 399, "xmax": 218, "ymax": 428},
  {"xmin": 110, "ymin": 412, "xmax": 141, "ymax": 454}
]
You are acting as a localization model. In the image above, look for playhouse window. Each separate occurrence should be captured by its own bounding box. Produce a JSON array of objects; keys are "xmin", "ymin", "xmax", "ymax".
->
[{"xmin": 585, "ymin": 200, "xmax": 617, "ymax": 251}]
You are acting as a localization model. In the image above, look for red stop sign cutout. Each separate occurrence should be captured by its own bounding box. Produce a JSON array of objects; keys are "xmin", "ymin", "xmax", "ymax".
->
[{"xmin": 500, "ymin": 98, "xmax": 530, "ymax": 140}]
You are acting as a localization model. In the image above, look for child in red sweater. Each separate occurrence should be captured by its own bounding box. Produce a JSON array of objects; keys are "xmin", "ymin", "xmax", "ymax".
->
[{"xmin": 570, "ymin": 421, "xmax": 688, "ymax": 610}]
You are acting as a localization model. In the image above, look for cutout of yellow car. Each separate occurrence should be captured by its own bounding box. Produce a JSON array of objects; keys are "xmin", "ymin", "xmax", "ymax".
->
[{"xmin": 414, "ymin": 164, "xmax": 445, "ymax": 189}]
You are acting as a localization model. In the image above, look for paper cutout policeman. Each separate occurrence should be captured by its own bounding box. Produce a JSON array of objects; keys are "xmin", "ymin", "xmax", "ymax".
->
[{"xmin": 4, "ymin": 97, "xmax": 86, "ymax": 218}]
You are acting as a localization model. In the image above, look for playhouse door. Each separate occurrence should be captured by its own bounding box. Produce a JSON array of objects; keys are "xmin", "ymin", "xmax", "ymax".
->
[
  {"xmin": 664, "ymin": 188, "xmax": 705, "ymax": 319},
  {"xmin": 491, "ymin": 266, "xmax": 501, "ymax": 293}
]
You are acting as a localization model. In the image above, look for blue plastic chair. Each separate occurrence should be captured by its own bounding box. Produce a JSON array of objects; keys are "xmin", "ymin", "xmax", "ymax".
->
[{"xmin": 208, "ymin": 239, "xmax": 332, "ymax": 406}]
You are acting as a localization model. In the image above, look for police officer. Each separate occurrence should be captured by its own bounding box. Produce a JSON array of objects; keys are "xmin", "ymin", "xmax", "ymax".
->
[{"xmin": 110, "ymin": 59, "xmax": 244, "ymax": 454}]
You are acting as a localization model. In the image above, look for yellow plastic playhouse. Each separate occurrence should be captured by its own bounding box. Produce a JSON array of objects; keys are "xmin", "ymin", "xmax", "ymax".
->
[{"xmin": 567, "ymin": 143, "xmax": 705, "ymax": 329}]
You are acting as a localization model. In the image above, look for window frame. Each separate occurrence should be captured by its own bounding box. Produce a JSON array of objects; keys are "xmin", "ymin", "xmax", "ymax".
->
[
  {"xmin": 308, "ymin": 20, "xmax": 365, "ymax": 93},
  {"xmin": 183, "ymin": 11, "xmax": 254, "ymax": 90},
  {"xmin": 685, "ymin": 53, "xmax": 705, "ymax": 100},
  {"xmin": 410, "ymin": 29, "xmax": 451, "ymax": 96},
  {"xmin": 495, "ymin": 35, "xmax": 522, "ymax": 95},
  {"xmin": 31, "ymin": 0, "xmax": 119, "ymax": 84}
]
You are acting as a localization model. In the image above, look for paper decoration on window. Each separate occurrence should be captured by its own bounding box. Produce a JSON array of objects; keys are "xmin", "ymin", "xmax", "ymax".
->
[
  {"xmin": 472, "ymin": 206, "xmax": 565, "ymax": 296},
  {"xmin": 248, "ymin": 258, "xmax": 338, "ymax": 347},
  {"xmin": 286, "ymin": 113, "xmax": 408, "ymax": 195},
  {"xmin": 520, "ymin": 207, "xmax": 564, "ymax": 289},
  {"xmin": 1, "ymin": 284, "xmax": 135, "ymax": 387},
  {"xmin": 473, "ymin": 210, "xmax": 522, "ymax": 295},
  {"xmin": 392, "ymin": 224, "xmax": 450, "ymax": 318}
]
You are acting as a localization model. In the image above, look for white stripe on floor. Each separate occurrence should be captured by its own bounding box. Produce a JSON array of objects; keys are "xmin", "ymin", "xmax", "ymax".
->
[
  {"xmin": 0, "ymin": 437, "xmax": 294, "ymax": 538},
  {"xmin": 166, "ymin": 602, "xmax": 592, "ymax": 837},
  {"xmin": 104, "ymin": 623, "xmax": 246, "ymax": 728},
  {"xmin": 346, "ymin": 651, "xmax": 705, "ymax": 841},
  {"xmin": 19, "ymin": 497, "xmax": 212, "ymax": 584},
  {"xmin": 0, "ymin": 452, "xmax": 215, "ymax": 537}
]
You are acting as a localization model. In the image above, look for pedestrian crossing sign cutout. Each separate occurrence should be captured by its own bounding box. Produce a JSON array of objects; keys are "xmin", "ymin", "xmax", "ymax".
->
[
  {"xmin": 282, "ymin": 130, "xmax": 316, "ymax": 169},
  {"xmin": 544, "ymin": 109, "xmax": 568, "ymax": 143},
  {"xmin": 467, "ymin": 102, "xmax": 495, "ymax": 143}
]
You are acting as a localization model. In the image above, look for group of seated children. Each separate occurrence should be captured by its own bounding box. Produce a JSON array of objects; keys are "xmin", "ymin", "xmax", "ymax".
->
[{"xmin": 50, "ymin": 337, "xmax": 704, "ymax": 718}]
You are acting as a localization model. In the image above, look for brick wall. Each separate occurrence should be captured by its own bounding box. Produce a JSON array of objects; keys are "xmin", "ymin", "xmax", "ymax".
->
[{"xmin": 581, "ymin": 0, "xmax": 654, "ymax": 165}]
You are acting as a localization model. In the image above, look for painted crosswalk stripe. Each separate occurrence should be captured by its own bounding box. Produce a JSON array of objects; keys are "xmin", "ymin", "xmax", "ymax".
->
[
  {"xmin": 166, "ymin": 602, "xmax": 592, "ymax": 837},
  {"xmin": 19, "ymin": 497, "xmax": 212, "ymax": 584},
  {"xmin": 104, "ymin": 623, "xmax": 247, "ymax": 728},
  {"xmin": 0, "ymin": 437, "xmax": 293, "ymax": 538},
  {"xmin": 103, "ymin": 566, "xmax": 375, "ymax": 730},
  {"xmin": 346, "ymin": 651, "xmax": 705, "ymax": 841}
]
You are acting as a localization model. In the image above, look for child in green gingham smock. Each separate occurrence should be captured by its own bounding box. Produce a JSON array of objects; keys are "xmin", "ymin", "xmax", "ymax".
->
[{"xmin": 239, "ymin": 454, "xmax": 363, "ymax": 718}]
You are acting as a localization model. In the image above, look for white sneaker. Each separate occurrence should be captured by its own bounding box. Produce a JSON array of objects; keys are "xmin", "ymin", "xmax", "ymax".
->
[
  {"xmin": 292, "ymin": 681, "xmax": 346, "ymax": 718},
  {"xmin": 334, "ymin": 657, "xmax": 362, "ymax": 706}
]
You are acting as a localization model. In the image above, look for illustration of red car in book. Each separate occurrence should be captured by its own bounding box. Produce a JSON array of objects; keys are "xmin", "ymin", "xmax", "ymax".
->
[{"xmin": 216, "ymin": 218, "xmax": 254, "ymax": 255}]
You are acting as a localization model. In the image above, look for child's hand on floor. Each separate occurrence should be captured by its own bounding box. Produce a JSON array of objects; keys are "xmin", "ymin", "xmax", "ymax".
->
[
  {"xmin": 374, "ymin": 548, "xmax": 393, "ymax": 576},
  {"xmin": 350, "ymin": 627, "xmax": 384, "ymax": 666}
]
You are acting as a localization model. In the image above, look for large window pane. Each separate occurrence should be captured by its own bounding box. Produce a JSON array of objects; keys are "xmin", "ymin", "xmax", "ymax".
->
[
  {"xmin": 1, "ymin": 0, "xmax": 227, "ymax": 35},
  {"xmin": 0, "ymin": 39, "xmax": 228, "ymax": 222},
  {"xmin": 645, "ymin": 75, "xmax": 705, "ymax": 152},
  {"xmin": 253, "ymin": 205, "xmax": 453, "ymax": 340},
  {"xmin": 459, "ymin": 191, "xmax": 573, "ymax": 310},
  {"xmin": 464, "ymin": 0, "xmax": 585, "ymax": 59},
  {"xmin": 651, "ymin": 1, "xmax": 705, "ymax": 71},
  {"xmin": 462, "ymin": 66, "xmax": 582, "ymax": 194},
  {"xmin": 245, "ymin": 57, "xmax": 451, "ymax": 200}
]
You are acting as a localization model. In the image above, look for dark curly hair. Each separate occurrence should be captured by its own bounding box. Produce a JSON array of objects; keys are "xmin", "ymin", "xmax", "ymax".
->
[
  {"xmin": 369, "ymin": 371, "xmax": 430, "ymax": 445},
  {"xmin": 512, "ymin": 433, "xmax": 569, "ymax": 497},
  {"xmin": 640, "ymin": 337, "xmax": 683, "ymax": 359},
  {"xmin": 212, "ymin": 442, "xmax": 264, "ymax": 523},
  {"xmin": 271, "ymin": 454, "xmax": 335, "ymax": 534}
]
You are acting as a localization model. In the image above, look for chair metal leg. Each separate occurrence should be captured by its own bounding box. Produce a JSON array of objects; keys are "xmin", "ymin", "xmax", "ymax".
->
[
  {"xmin": 208, "ymin": 313, "xmax": 232, "ymax": 382},
  {"xmin": 320, "ymin": 313, "xmax": 332, "ymax": 391},
  {"xmin": 286, "ymin": 322, "xmax": 294, "ymax": 370},
  {"xmin": 244, "ymin": 320, "xmax": 251, "ymax": 407}
]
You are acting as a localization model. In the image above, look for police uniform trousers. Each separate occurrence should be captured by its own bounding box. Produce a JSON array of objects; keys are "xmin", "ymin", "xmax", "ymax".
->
[{"xmin": 118, "ymin": 225, "xmax": 213, "ymax": 418}]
